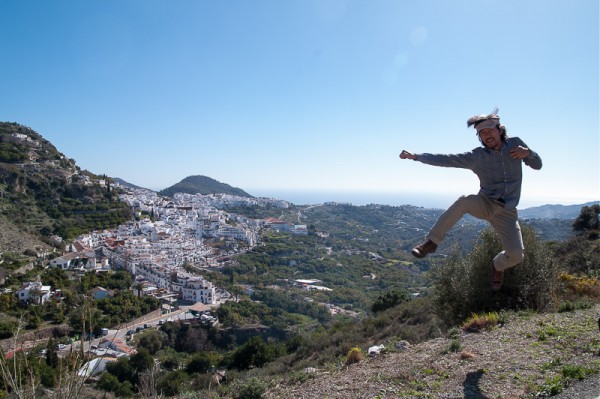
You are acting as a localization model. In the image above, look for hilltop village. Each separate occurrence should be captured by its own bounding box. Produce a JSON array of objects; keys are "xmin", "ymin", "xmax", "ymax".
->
[{"xmin": 42, "ymin": 187, "xmax": 305, "ymax": 308}]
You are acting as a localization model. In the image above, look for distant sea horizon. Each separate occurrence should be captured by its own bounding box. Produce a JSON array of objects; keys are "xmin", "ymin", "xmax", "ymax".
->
[
  {"xmin": 146, "ymin": 185, "xmax": 596, "ymax": 210},
  {"xmin": 250, "ymin": 189, "xmax": 452, "ymax": 209},
  {"xmin": 248, "ymin": 189, "xmax": 592, "ymax": 210}
]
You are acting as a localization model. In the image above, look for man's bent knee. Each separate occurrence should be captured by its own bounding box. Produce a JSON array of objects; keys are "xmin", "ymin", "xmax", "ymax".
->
[
  {"xmin": 494, "ymin": 249, "xmax": 524, "ymax": 271},
  {"xmin": 453, "ymin": 195, "xmax": 477, "ymax": 206}
]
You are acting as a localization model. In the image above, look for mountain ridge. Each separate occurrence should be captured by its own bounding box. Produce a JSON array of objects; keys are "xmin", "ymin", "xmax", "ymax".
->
[{"xmin": 519, "ymin": 201, "xmax": 599, "ymax": 220}]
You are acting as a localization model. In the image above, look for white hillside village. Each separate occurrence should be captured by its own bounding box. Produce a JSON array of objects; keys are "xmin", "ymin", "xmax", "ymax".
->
[{"xmin": 47, "ymin": 186, "xmax": 306, "ymax": 307}]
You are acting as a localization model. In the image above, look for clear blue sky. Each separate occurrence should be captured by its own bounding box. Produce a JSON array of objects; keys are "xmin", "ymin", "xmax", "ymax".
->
[{"xmin": 1, "ymin": 0, "xmax": 598, "ymax": 208}]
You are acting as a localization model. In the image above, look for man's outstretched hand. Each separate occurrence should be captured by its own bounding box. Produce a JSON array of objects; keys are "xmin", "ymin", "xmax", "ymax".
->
[
  {"xmin": 510, "ymin": 146, "xmax": 531, "ymax": 159},
  {"xmin": 399, "ymin": 150, "xmax": 417, "ymax": 160}
]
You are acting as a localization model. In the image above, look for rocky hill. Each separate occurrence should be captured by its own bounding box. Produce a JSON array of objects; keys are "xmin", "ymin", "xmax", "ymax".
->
[{"xmin": 158, "ymin": 175, "xmax": 253, "ymax": 198}]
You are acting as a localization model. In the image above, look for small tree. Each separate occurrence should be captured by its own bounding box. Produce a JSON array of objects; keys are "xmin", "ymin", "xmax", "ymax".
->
[
  {"xmin": 230, "ymin": 336, "xmax": 277, "ymax": 370},
  {"xmin": 129, "ymin": 349, "xmax": 155, "ymax": 380},
  {"xmin": 573, "ymin": 204, "xmax": 600, "ymax": 238},
  {"xmin": 156, "ymin": 370, "xmax": 189, "ymax": 397},
  {"xmin": 136, "ymin": 330, "xmax": 164, "ymax": 355},
  {"xmin": 185, "ymin": 352, "xmax": 213, "ymax": 374},
  {"xmin": 134, "ymin": 282, "xmax": 145, "ymax": 297}
]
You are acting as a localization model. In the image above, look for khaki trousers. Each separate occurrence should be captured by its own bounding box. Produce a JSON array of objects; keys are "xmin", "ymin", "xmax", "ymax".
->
[{"xmin": 426, "ymin": 194, "xmax": 524, "ymax": 271}]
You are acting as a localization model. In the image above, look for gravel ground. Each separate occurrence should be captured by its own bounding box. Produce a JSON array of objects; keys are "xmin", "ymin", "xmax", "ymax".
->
[
  {"xmin": 554, "ymin": 376, "xmax": 600, "ymax": 399},
  {"xmin": 263, "ymin": 305, "xmax": 600, "ymax": 399}
]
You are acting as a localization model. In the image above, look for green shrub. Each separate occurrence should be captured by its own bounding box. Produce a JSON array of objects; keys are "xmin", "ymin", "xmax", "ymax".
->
[
  {"xmin": 447, "ymin": 327, "xmax": 461, "ymax": 339},
  {"xmin": 431, "ymin": 225, "xmax": 558, "ymax": 325},
  {"xmin": 157, "ymin": 370, "xmax": 189, "ymax": 396},
  {"xmin": 237, "ymin": 378, "xmax": 266, "ymax": 399},
  {"xmin": 536, "ymin": 365, "xmax": 595, "ymax": 397},
  {"xmin": 557, "ymin": 299, "xmax": 593, "ymax": 312},
  {"xmin": 371, "ymin": 289, "xmax": 410, "ymax": 313},
  {"xmin": 0, "ymin": 321, "xmax": 16, "ymax": 339},
  {"xmin": 538, "ymin": 375, "xmax": 565, "ymax": 396},
  {"xmin": 562, "ymin": 364, "xmax": 593, "ymax": 380},
  {"xmin": 447, "ymin": 339, "xmax": 462, "ymax": 353}
]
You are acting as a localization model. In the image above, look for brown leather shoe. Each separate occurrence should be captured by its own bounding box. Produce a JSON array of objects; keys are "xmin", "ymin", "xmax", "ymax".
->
[
  {"xmin": 491, "ymin": 265, "xmax": 504, "ymax": 291},
  {"xmin": 411, "ymin": 239, "xmax": 438, "ymax": 258}
]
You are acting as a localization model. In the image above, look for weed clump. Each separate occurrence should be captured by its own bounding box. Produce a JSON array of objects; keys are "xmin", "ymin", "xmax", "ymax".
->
[{"xmin": 345, "ymin": 347, "xmax": 364, "ymax": 365}]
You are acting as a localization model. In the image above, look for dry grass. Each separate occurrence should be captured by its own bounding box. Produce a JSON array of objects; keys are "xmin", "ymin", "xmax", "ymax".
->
[{"xmin": 461, "ymin": 312, "xmax": 502, "ymax": 333}]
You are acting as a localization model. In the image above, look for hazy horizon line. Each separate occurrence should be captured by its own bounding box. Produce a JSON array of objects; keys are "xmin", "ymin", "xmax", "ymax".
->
[{"xmin": 237, "ymin": 188, "xmax": 598, "ymax": 210}]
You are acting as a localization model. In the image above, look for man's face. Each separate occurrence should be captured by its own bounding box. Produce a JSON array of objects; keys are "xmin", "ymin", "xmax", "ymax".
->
[{"xmin": 478, "ymin": 127, "xmax": 502, "ymax": 151}]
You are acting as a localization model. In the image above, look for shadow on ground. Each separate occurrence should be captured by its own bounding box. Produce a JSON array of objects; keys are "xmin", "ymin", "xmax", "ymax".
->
[{"xmin": 463, "ymin": 370, "xmax": 490, "ymax": 399}]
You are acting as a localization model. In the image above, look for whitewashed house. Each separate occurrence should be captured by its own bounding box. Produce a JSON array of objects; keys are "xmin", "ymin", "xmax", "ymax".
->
[
  {"xmin": 16, "ymin": 282, "xmax": 52, "ymax": 304},
  {"xmin": 48, "ymin": 252, "xmax": 81, "ymax": 269}
]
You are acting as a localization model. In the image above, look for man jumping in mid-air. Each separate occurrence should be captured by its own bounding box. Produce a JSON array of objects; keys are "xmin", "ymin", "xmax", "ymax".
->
[{"xmin": 399, "ymin": 109, "xmax": 542, "ymax": 290}]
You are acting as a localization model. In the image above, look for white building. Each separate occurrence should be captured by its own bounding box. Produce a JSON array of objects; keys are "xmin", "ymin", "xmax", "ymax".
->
[
  {"xmin": 180, "ymin": 276, "xmax": 216, "ymax": 305},
  {"xmin": 16, "ymin": 282, "xmax": 52, "ymax": 304},
  {"xmin": 48, "ymin": 252, "xmax": 83, "ymax": 270},
  {"xmin": 48, "ymin": 252, "xmax": 100, "ymax": 271}
]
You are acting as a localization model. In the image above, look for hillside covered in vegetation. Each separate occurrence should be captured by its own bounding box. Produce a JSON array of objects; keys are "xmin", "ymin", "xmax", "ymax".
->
[
  {"xmin": 158, "ymin": 175, "xmax": 253, "ymax": 198},
  {"xmin": 0, "ymin": 122, "xmax": 132, "ymax": 251}
]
